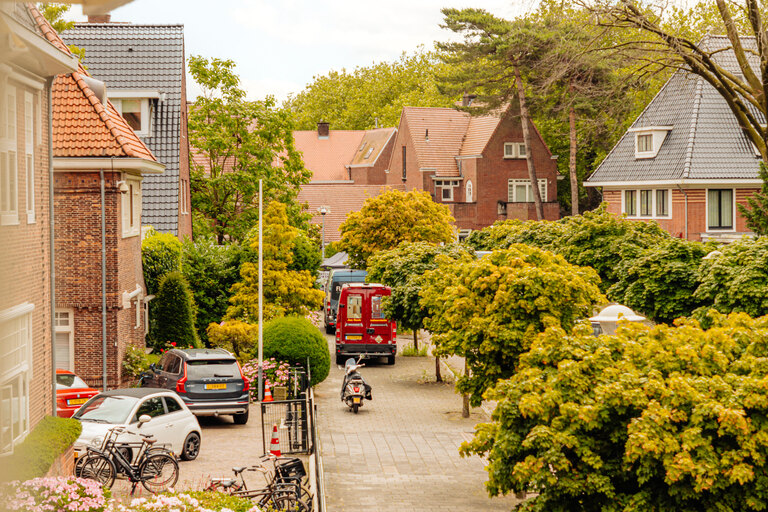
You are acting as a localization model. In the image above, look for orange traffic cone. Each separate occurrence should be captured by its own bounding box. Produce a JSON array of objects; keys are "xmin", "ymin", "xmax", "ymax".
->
[
  {"xmin": 269, "ymin": 424, "xmax": 281, "ymax": 457},
  {"xmin": 263, "ymin": 382, "xmax": 274, "ymax": 402}
]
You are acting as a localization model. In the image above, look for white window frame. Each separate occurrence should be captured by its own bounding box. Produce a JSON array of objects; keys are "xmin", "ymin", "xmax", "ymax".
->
[
  {"xmin": 435, "ymin": 180, "xmax": 459, "ymax": 202},
  {"xmin": 54, "ymin": 310, "xmax": 74, "ymax": 372},
  {"xmin": 631, "ymin": 126, "xmax": 672, "ymax": 159},
  {"xmin": 706, "ymin": 188, "xmax": 736, "ymax": 232},
  {"xmin": 121, "ymin": 176, "xmax": 142, "ymax": 238},
  {"xmin": 180, "ymin": 179, "xmax": 188, "ymax": 214},
  {"xmin": 621, "ymin": 188, "xmax": 672, "ymax": 219},
  {"xmin": 1, "ymin": 85, "xmax": 19, "ymax": 226},
  {"xmin": 24, "ymin": 92, "xmax": 34, "ymax": 224},
  {"xmin": 465, "ymin": 180, "xmax": 473, "ymax": 203},
  {"xmin": 0, "ymin": 303, "xmax": 34, "ymax": 456},
  {"xmin": 507, "ymin": 179, "xmax": 547, "ymax": 203},
  {"xmin": 111, "ymin": 98, "xmax": 152, "ymax": 137},
  {"xmin": 504, "ymin": 142, "xmax": 527, "ymax": 159}
]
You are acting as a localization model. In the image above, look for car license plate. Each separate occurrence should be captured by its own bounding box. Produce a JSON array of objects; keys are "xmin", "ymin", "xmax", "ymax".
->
[
  {"xmin": 205, "ymin": 383, "xmax": 227, "ymax": 390},
  {"xmin": 67, "ymin": 398, "xmax": 88, "ymax": 406},
  {"xmin": 346, "ymin": 335, "xmax": 362, "ymax": 340},
  {"xmin": 352, "ymin": 397, "xmax": 361, "ymax": 404}
]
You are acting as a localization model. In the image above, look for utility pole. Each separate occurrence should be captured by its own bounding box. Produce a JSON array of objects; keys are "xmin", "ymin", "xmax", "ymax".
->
[{"xmin": 258, "ymin": 179, "xmax": 263, "ymax": 402}]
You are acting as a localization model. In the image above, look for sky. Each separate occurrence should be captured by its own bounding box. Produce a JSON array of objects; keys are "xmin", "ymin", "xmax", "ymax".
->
[{"xmin": 70, "ymin": 1, "xmax": 535, "ymax": 102}]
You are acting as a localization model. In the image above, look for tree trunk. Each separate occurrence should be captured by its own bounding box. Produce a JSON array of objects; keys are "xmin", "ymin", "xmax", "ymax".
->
[
  {"xmin": 569, "ymin": 103, "xmax": 579, "ymax": 217},
  {"xmin": 435, "ymin": 354, "xmax": 443, "ymax": 383},
  {"xmin": 514, "ymin": 65, "xmax": 544, "ymax": 221},
  {"xmin": 461, "ymin": 361, "xmax": 470, "ymax": 418},
  {"xmin": 412, "ymin": 330, "xmax": 419, "ymax": 352}
]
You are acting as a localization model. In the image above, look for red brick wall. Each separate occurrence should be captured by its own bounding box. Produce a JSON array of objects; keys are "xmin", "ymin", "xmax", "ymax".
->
[
  {"xmin": 177, "ymin": 53, "xmax": 193, "ymax": 240},
  {"xmin": 0, "ymin": 82, "xmax": 54, "ymax": 424},
  {"xmin": 385, "ymin": 119, "xmax": 421, "ymax": 190}
]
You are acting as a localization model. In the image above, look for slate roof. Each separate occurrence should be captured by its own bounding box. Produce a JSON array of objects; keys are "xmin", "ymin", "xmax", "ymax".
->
[
  {"xmin": 586, "ymin": 35, "xmax": 764, "ymax": 185},
  {"xmin": 62, "ymin": 23, "xmax": 185, "ymax": 234}
]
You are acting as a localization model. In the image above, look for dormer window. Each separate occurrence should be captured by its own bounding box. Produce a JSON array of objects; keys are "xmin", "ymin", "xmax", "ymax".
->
[
  {"xmin": 109, "ymin": 89, "xmax": 161, "ymax": 138},
  {"xmin": 630, "ymin": 126, "xmax": 672, "ymax": 159}
]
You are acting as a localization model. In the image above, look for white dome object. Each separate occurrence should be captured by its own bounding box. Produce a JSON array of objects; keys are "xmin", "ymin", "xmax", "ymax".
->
[{"xmin": 589, "ymin": 304, "xmax": 646, "ymax": 323}]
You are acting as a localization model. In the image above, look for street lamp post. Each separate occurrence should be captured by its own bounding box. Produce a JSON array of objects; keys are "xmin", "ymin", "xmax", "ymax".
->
[{"xmin": 318, "ymin": 206, "xmax": 328, "ymax": 259}]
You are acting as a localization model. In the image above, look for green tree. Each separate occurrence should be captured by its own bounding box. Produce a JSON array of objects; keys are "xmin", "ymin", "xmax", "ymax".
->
[
  {"xmin": 152, "ymin": 271, "xmax": 201, "ymax": 350},
  {"xmin": 206, "ymin": 319, "xmax": 256, "ymax": 359},
  {"xmin": 227, "ymin": 202, "xmax": 324, "ymax": 322},
  {"xmin": 38, "ymin": 3, "xmax": 85, "ymax": 61},
  {"xmin": 263, "ymin": 316, "xmax": 330, "ymax": 386},
  {"xmin": 285, "ymin": 49, "xmax": 455, "ymax": 130},
  {"xmin": 141, "ymin": 229, "xmax": 183, "ymax": 295},
  {"xmin": 420, "ymin": 245, "xmax": 604, "ymax": 406},
  {"xmin": 188, "ymin": 56, "xmax": 311, "ymax": 244},
  {"xmin": 339, "ymin": 189, "xmax": 455, "ymax": 269},
  {"xmin": 463, "ymin": 313, "xmax": 768, "ymax": 511},
  {"xmin": 738, "ymin": 162, "xmax": 768, "ymax": 235}
]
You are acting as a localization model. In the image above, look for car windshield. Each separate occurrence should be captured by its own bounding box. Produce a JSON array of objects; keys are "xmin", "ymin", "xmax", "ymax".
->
[
  {"xmin": 187, "ymin": 360, "xmax": 238, "ymax": 379},
  {"xmin": 56, "ymin": 373, "xmax": 89, "ymax": 390},
  {"xmin": 73, "ymin": 395, "xmax": 138, "ymax": 424}
]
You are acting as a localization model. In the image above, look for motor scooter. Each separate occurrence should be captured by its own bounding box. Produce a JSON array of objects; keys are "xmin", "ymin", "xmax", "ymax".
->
[{"xmin": 341, "ymin": 357, "xmax": 372, "ymax": 413}]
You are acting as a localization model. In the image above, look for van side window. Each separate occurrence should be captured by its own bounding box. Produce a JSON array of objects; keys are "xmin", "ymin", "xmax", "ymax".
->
[
  {"xmin": 348, "ymin": 295, "xmax": 362, "ymax": 320},
  {"xmin": 371, "ymin": 296, "xmax": 384, "ymax": 319}
]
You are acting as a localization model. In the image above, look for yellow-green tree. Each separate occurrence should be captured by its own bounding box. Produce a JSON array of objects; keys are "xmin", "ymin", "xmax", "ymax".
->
[
  {"xmin": 420, "ymin": 245, "xmax": 604, "ymax": 405},
  {"xmin": 226, "ymin": 202, "xmax": 324, "ymax": 323},
  {"xmin": 339, "ymin": 189, "xmax": 455, "ymax": 269}
]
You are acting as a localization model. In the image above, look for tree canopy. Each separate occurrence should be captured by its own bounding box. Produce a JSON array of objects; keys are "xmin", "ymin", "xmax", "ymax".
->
[{"xmin": 339, "ymin": 189, "xmax": 455, "ymax": 269}]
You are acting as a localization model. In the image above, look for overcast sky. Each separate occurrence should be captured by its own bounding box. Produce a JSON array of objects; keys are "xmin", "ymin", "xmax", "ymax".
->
[{"xmin": 70, "ymin": 1, "xmax": 535, "ymax": 102}]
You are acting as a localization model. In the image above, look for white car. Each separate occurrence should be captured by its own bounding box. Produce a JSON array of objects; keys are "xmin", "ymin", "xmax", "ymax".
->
[{"xmin": 72, "ymin": 388, "xmax": 202, "ymax": 461}]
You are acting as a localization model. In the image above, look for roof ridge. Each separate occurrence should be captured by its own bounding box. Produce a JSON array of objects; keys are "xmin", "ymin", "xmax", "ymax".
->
[
  {"xmin": 70, "ymin": 23, "xmax": 185, "ymax": 28},
  {"xmin": 28, "ymin": 3, "xmax": 71, "ymax": 54},
  {"xmin": 681, "ymin": 77, "xmax": 704, "ymax": 179}
]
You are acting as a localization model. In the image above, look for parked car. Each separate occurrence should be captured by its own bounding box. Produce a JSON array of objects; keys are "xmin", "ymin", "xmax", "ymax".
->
[
  {"xmin": 141, "ymin": 348, "xmax": 251, "ymax": 424},
  {"xmin": 56, "ymin": 369, "xmax": 98, "ymax": 418},
  {"xmin": 324, "ymin": 269, "xmax": 367, "ymax": 334},
  {"xmin": 335, "ymin": 283, "xmax": 397, "ymax": 365},
  {"xmin": 72, "ymin": 388, "xmax": 202, "ymax": 461}
]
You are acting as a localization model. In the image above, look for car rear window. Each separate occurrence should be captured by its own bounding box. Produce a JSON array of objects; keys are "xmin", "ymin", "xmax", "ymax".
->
[
  {"xmin": 56, "ymin": 373, "xmax": 89, "ymax": 390},
  {"xmin": 186, "ymin": 359, "xmax": 239, "ymax": 379}
]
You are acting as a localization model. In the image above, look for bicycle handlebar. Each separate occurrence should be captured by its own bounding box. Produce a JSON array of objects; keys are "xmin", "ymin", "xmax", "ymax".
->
[{"xmin": 106, "ymin": 425, "xmax": 155, "ymax": 440}]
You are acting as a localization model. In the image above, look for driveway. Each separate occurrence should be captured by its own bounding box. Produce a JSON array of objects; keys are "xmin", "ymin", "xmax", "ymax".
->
[{"xmin": 315, "ymin": 334, "xmax": 520, "ymax": 512}]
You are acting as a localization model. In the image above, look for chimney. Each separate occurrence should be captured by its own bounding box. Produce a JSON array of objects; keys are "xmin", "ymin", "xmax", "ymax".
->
[
  {"xmin": 462, "ymin": 93, "xmax": 477, "ymax": 107},
  {"xmin": 317, "ymin": 121, "xmax": 330, "ymax": 139},
  {"xmin": 87, "ymin": 14, "xmax": 111, "ymax": 23}
]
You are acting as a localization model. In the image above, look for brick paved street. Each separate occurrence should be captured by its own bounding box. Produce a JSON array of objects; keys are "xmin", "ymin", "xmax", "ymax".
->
[{"xmin": 315, "ymin": 334, "xmax": 519, "ymax": 511}]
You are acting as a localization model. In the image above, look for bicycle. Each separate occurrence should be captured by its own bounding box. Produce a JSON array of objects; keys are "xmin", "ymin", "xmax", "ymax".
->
[
  {"xmin": 77, "ymin": 425, "xmax": 179, "ymax": 494},
  {"xmin": 205, "ymin": 454, "xmax": 311, "ymax": 510}
]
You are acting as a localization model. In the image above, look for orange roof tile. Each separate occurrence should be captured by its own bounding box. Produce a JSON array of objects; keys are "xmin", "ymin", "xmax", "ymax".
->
[
  {"xmin": 349, "ymin": 127, "xmax": 397, "ymax": 166},
  {"xmin": 461, "ymin": 114, "xmax": 503, "ymax": 156},
  {"xmin": 293, "ymin": 130, "xmax": 365, "ymax": 181},
  {"xmin": 30, "ymin": 4, "xmax": 156, "ymax": 161}
]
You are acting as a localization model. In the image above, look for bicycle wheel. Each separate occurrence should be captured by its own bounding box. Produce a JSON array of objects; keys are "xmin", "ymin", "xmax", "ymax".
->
[
  {"xmin": 79, "ymin": 453, "xmax": 116, "ymax": 488},
  {"xmin": 271, "ymin": 495, "xmax": 310, "ymax": 511},
  {"xmin": 139, "ymin": 453, "xmax": 179, "ymax": 493}
]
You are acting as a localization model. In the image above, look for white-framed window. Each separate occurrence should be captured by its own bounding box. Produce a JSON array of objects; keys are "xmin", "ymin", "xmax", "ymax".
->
[
  {"xmin": 465, "ymin": 180, "xmax": 473, "ymax": 203},
  {"xmin": 121, "ymin": 176, "xmax": 142, "ymax": 237},
  {"xmin": 24, "ymin": 92, "xmax": 34, "ymax": 224},
  {"xmin": 637, "ymin": 133, "xmax": 653, "ymax": 153},
  {"xmin": 622, "ymin": 188, "xmax": 672, "ymax": 219},
  {"xmin": 180, "ymin": 179, "xmax": 188, "ymax": 214},
  {"xmin": 1, "ymin": 85, "xmax": 18, "ymax": 226},
  {"xmin": 0, "ymin": 303, "xmax": 33, "ymax": 456},
  {"xmin": 111, "ymin": 98, "xmax": 152, "ymax": 137},
  {"xmin": 632, "ymin": 126, "xmax": 672, "ymax": 159},
  {"xmin": 707, "ymin": 189, "xmax": 734, "ymax": 230},
  {"xmin": 435, "ymin": 180, "xmax": 459, "ymax": 202},
  {"xmin": 504, "ymin": 142, "xmax": 527, "ymax": 159},
  {"xmin": 507, "ymin": 179, "xmax": 547, "ymax": 203},
  {"xmin": 54, "ymin": 310, "xmax": 74, "ymax": 372}
]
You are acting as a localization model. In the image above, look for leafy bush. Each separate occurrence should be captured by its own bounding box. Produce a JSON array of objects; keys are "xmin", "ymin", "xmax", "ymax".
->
[
  {"xmin": 0, "ymin": 476, "xmax": 108, "ymax": 511},
  {"xmin": 263, "ymin": 316, "xmax": 330, "ymax": 386},
  {"xmin": 0, "ymin": 416, "xmax": 82, "ymax": 482},
  {"xmin": 206, "ymin": 319, "xmax": 257, "ymax": 359},
  {"xmin": 109, "ymin": 492, "xmax": 258, "ymax": 512},
  {"xmin": 122, "ymin": 344, "xmax": 151, "ymax": 380},
  {"xmin": 141, "ymin": 229, "xmax": 182, "ymax": 295},
  {"xmin": 241, "ymin": 357, "xmax": 292, "ymax": 400},
  {"xmin": 175, "ymin": 491, "xmax": 258, "ymax": 512},
  {"xmin": 152, "ymin": 271, "xmax": 201, "ymax": 350},
  {"xmin": 464, "ymin": 313, "xmax": 768, "ymax": 511}
]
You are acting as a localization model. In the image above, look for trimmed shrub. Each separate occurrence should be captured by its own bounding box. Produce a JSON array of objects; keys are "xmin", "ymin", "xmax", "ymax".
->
[
  {"xmin": 263, "ymin": 316, "xmax": 330, "ymax": 386},
  {"xmin": 141, "ymin": 229, "xmax": 183, "ymax": 295},
  {"xmin": 152, "ymin": 271, "xmax": 201, "ymax": 349},
  {"xmin": 0, "ymin": 416, "xmax": 82, "ymax": 482}
]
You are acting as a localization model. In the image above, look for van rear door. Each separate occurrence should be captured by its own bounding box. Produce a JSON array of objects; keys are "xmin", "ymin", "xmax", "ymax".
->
[
  {"xmin": 342, "ymin": 291, "xmax": 366, "ymax": 347},
  {"xmin": 367, "ymin": 291, "xmax": 392, "ymax": 345}
]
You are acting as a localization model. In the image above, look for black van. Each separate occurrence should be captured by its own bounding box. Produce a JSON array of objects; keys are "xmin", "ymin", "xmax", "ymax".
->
[{"xmin": 323, "ymin": 269, "xmax": 367, "ymax": 333}]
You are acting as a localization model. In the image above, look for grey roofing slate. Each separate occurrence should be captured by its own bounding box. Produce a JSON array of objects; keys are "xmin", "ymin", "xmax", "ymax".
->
[
  {"xmin": 62, "ymin": 23, "xmax": 185, "ymax": 234},
  {"xmin": 587, "ymin": 35, "xmax": 763, "ymax": 184}
]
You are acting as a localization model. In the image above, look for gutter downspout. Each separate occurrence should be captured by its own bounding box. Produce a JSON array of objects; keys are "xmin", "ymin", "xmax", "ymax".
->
[
  {"xmin": 676, "ymin": 184, "xmax": 689, "ymax": 240},
  {"xmin": 47, "ymin": 77, "xmax": 56, "ymax": 415},
  {"xmin": 100, "ymin": 166, "xmax": 107, "ymax": 391}
]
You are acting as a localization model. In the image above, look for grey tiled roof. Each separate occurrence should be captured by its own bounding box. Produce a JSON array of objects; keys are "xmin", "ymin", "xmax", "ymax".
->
[
  {"xmin": 587, "ymin": 35, "xmax": 763, "ymax": 184},
  {"xmin": 62, "ymin": 24, "xmax": 184, "ymax": 234}
]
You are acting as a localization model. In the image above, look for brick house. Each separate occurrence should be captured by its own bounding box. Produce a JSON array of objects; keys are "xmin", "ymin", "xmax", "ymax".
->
[
  {"xmin": 0, "ymin": 3, "xmax": 77, "ymax": 455},
  {"xmin": 62, "ymin": 17, "xmax": 192, "ymax": 238},
  {"xmin": 296, "ymin": 123, "xmax": 399, "ymax": 243},
  {"xmin": 385, "ymin": 102, "xmax": 560, "ymax": 237},
  {"xmin": 585, "ymin": 36, "xmax": 764, "ymax": 242},
  {"xmin": 40, "ymin": 20, "xmax": 164, "ymax": 389}
]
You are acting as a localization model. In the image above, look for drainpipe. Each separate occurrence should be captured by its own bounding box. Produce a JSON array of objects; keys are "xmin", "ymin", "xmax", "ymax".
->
[
  {"xmin": 100, "ymin": 166, "xmax": 108, "ymax": 391},
  {"xmin": 676, "ymin": 184, "xmax": 689, "ymax": 240},
  {"xmin": 47, "ymin": 77, "xmax": 56, "ymax": 415}
]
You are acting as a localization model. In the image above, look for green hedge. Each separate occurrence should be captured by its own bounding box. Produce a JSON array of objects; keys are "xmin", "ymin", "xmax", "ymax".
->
[
  {"xmin": 263, "ymin": 316, "xmax": 330, "ymax": 386},
  {"xmin": 0, "ymin": 415, "xmax": 82, "ymax": 482}
]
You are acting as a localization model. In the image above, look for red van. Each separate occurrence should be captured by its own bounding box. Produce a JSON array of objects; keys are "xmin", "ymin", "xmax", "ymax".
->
[{"xmin": 334, "ymin": 283, "xmax": 397, "ymax": 366}]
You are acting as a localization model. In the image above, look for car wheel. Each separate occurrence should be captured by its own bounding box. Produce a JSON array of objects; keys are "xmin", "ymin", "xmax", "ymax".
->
[
  {"xmin": 233, "ymin": 409, "xmax": 249, "ymax": 425},
  {"xmin": 181, "ymin": 431, "xmax": 201, "ymax": 461}
]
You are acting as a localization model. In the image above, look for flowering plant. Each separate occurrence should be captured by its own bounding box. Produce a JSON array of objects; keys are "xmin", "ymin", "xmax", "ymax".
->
[
  {"xmin": 241, "ymin": 358, "xmax": 291, "ymax": 400},
  {"xmin": 106, "ymin": 492, "xmax": 262, "ymax": 512},
  {"xmin": 0, "ymin": 476, "xmax": 109, "ymax": 512}
]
